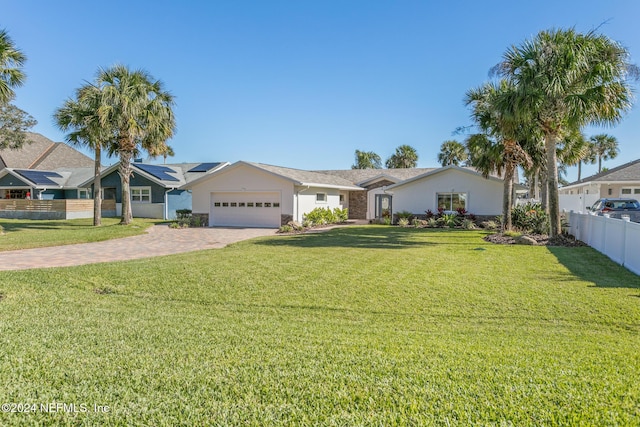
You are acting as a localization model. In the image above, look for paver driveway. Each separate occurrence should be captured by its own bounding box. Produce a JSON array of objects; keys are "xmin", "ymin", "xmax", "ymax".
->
[{"xmin": 0, "ymin": 224, "xmax": 277, "ymax": 271}]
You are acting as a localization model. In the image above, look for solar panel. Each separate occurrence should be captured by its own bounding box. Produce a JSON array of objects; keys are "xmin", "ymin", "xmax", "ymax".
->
[
  {"xmin": 187, "ymin": 162, "xmax": 221, "ymax": 173},
  {"xmin": 14, "ymin": 170, "xmax": 62, "ymax": 186},
  {"xmin": 134, "ymin": 163, "xmax": 180, "ymax": 182}
]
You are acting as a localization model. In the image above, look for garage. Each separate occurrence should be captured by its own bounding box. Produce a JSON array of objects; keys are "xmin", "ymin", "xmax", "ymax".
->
[{"xmin": 210, "ymin": 192, "xmax": 281, "ymax": 227}]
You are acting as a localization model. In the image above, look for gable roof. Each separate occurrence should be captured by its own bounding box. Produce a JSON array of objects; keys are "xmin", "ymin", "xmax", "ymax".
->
[
  {"xmin": 76, "ymin": 161, "xmax": 229, "ymax": 189},
  {"xmin": 0, "ymin": 132, "xmax": 93, "ymax": 169},
  {"xmin": 184, "ymin": 161, "xmax": 363, "ymax": 190},
  {"xmin": 315, "ymin": 168, "xmax": 436, "ymax": 186},
  {"xmin": 386, "ymin": 165, "xmax": 511, "ymax": 190},
  {"xmin": 0, "ymin": 167, "xmax": 93, "ymax": 189},
  {"xmin": 562, "ymin": 159, "xmax": 640, "ymax": 189}
]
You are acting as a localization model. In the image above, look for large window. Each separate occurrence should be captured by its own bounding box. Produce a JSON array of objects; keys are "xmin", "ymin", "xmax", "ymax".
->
[
  {"xmin": 131, "ymin": 187, "xmax": 151, "ymax": 203},
  {"xmin": 316, "ymin": 193, "xmax": 327, "ymax": 203},
  {"xmin": 621, "ymin": 188, "xmax": 640, "ymax": 196},
  {"xmin": 437, "ymin": 192, "xmax": 466, "ymax": 212}
]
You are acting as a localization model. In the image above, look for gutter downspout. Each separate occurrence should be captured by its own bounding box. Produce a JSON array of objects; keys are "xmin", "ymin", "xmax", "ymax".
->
[
  {"xmin": 296, "ymin": 185, "xmax": 310, "ymax": 222},
  {"xmin": 164, "ymin": 188, "xmax": 175, "ymax": 220}
]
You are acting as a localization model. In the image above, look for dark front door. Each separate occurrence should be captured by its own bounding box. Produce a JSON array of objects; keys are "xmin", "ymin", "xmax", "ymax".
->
[{"xmin": 375, "ymin": 194, "xmax": 392, "ymax": 219}]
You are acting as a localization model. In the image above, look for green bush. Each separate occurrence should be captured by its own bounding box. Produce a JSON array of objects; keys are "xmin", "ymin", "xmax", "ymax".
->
[
  {"xmin": 461, "ymin": 219, "xmax": 476, "ymax": 230},
  {"xmin": 439, "ymin": 213, "xmax": 460, "ymax": 228},
  {"xmin": 511, "ymin": 203, "xmax": 549, "ymax": 234},
  {"xmin": 426, "ymin": 218, "xmax": 439, "ymax": 228},
  {"xmin": 304, "ymin": 207, "xmax": 348, "ymax": 226},
  {"xmin": 278, "ymin": 225, "xmax": 293, "ymax": 233},
  {"xmin": 482, "ymin": 220, "xmax": 499, "ymax": 231},
  {"xmin": 398, "ymin": 217, "xmax": 410, "ymax": 227}
]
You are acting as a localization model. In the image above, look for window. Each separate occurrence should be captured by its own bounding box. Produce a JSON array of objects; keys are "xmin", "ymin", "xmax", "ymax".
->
[
  {"xmin": 238, "ymin": 202, "xmax": 245, "ymax": 207},
  {"xmin": 230, "ymin": 202, "xmax": 237, "ymax": 207},
  {"xmin": 339, "ymin": 194, "xmax": 345, "ymax": 203},
  {"xmin": 131, "ymin": 187, "xmax": 151, "ymax": 203},
  {"xmin": 437, "ymin": 192, "xmax": 466, "ymax": 212},
  {"xmin": 77, "ymin": 188, "xmax": 91, "ymax": 199},
  {"xmin": 247, "ymin": 202, "xmax": 254, "ymax": 207},
  {"xmin": 316, "ymin": 193, "xmax": 327, "ymax": 203},
  {"xmin": 265, "ymin": 202, "xmax": 272, "ymax": 207},
  {"xmin": 256, "ymin": 202, "xmax": 263, "ymax": 207},
  {"xmin": 273, "ymin": 202, "xmax": 280, "ymax": 208},
  {"xmin": 621, "ymin": 188, "xmax": 640, "ymax": 196},
  {"xmin": 214, "ymin": 202, "xmax": 221, "ymax": 207},
  {"xmin": 222, "ymin": 202, "xmax": 229, "ymax": 207}
]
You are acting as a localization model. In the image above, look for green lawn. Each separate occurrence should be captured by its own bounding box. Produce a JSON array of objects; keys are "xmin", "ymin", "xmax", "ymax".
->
[
  {"xmin": 0, "ymin": 227, "xmax": 638, "ymax": 426},
  {"xmin": 0, "ymin": 218, "xmax": 159, "ymax": 251}
]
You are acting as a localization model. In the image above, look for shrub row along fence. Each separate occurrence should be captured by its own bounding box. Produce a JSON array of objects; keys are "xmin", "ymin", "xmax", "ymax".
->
[{"xmin": 566, "ymin": 211, "xmax": 640, "ymax": 275}]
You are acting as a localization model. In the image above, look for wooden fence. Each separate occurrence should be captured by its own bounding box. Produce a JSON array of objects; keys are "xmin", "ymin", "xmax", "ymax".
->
[{"xmin": 0, "ymin": 199, "xmax": 117, "ymax": 220}]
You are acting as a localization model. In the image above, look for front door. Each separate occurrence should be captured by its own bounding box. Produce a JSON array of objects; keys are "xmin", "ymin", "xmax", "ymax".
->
[{"xmin": 375, "ymin": 194, "xmax": 392, "ymax": 219}]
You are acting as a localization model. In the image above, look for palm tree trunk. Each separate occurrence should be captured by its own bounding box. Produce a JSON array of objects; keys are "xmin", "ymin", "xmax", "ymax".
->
[
  {"xmin": 93, "ymin": 145, "xmax": 102, "ymax": 226},
  {"xmin": 502, "ymin": 165, "xmax": 514, "ymax": 231},
  {"xmin": 577, "ymin": 161, "xmax": 582, "ymax": 181},
  {"xmin": 598, "ymin": 155, "xmax": 602, "ymax": 173},
  {"xmin": 119, "ymin": 148, "xmax": 133, "ymax": 225},
  {"xmin": 545, "ymin": 133, "xmax": 561, "ymax": 236}
]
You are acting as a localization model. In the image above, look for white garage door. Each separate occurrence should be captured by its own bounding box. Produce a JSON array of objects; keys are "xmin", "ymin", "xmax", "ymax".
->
[{"xmin": 210, "ymin": 192, "xmax": 281, "ymax": 227}]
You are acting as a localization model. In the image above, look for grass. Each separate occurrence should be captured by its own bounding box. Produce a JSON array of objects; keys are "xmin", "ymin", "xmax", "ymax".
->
[
  {"xmin": 0, "ymin": 218, "xmax": 160, "ymax": 251},
  {"xmin": 0, "ymin": 226, "xmax": 639, "ymax": 425}
]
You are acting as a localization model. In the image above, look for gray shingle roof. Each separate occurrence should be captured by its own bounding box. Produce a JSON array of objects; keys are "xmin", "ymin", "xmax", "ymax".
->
[
  {"xmin": 563, "ymin": 159, "xmax": 640, "ymax": 187},
  {"xmin": 0, "ymin": 132, "xmax": 93, "ymax": 169},
  {"xmin": 315, "ymin": 168, "xmax": 436, "ymax": 185},
  {"xmin": 244, "ymin": 162, "xmax": 363, "ymax": 189}
]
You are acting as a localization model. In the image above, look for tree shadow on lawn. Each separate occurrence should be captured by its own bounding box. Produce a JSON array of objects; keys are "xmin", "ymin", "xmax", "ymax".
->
[
  {"xmin": 255, "ymin": 227, "xmax": 467, "ymax": 249},
  {"xmin": 0, "ymin": 221, "xmax": 74, "ymax": 232},
  {"xmin": 547, "ymin": 246, "xmax": 640, "ymax": 290}
]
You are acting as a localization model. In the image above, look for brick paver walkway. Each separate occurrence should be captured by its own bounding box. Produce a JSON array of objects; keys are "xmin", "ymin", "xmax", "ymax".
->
[{"xmin": 0, "ymin": 225, "xmax": 277, "ymax": 271}]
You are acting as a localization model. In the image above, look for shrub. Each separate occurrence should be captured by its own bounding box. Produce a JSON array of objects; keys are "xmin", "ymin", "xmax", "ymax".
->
[
  {"xmin": 439, "ymin": 213, "xmax": 459, "ymax": 228},
  {"xmin": 278, "ymin": 225, "xmax": 293, "ymax": 233},
  {"xmin": 461, "ymin": 219, "xmax": 476, "ymax": 230},
  {"xmin": 398, "ymin": 217, "xmax": 410, "ymax": 227},
  {"xmin": 175, "ymin": 209, "xmax": 192, "ymax": 220},
  {"xmin": 333, "ymin": 207, "xmax": 349, "ymax": 223},
  {"xmin": 427, "ymin": 218, "xmax": 439, "ymax": 228},
  {"xmin": 481, "ymin": 220, "xmax": 499, "ymax": 231},
  {"xmin": 396, "ymin": 210, "xmax": 413, "ymax": 221},
  {"xmin": 412, "ymin": 218, "xmax": 427, "ymax": 228},
  {"xmin": 456, "ymin": 207, "xmax": 468, "ymax": 217},
  {"xmin": 511, "ymin": 203, "xmax": 549, "ymax": 234},
  {"xmin": 425, "ymin": 210, "xmax": 435, "ymax": 219}
]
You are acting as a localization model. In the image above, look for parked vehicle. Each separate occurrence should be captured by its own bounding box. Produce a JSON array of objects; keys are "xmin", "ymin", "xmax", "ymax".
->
[{"xmin": 589, "ymin": 198, "xmax": 640, "ymax": 219}]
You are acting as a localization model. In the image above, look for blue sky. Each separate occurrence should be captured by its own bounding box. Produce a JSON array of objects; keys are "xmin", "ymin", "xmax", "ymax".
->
[{"xmin": 4, "ymin": 0, "xmax": 640, "ymax": 181}]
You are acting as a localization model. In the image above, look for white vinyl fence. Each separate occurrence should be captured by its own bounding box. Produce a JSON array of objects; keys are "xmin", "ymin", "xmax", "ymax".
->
[{"xmin": 566, "ymin": 211, "xmax": 640, "ymax": 275}]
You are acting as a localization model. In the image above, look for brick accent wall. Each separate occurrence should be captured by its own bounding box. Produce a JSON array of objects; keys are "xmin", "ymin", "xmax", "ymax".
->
[
  {"xmin": 281, "ymin": 214, "xmax": 293, "ymax": 225},
  {"xmin": 348, "ymin": 179, "xmax": 396, "ymax": 219}
]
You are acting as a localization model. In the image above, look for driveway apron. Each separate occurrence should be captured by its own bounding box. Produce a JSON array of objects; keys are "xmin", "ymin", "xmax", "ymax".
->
[{"xmin": 0, "ymin": 225, "xmax": 276, "ymax": 271}]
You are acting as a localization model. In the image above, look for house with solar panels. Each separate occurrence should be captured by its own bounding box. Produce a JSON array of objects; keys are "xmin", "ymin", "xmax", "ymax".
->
[{"xmin": 76, "ymin": 161, "xmax": 229, "ymax": 220}]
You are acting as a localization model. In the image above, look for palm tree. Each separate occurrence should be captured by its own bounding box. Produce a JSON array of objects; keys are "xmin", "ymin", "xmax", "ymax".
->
[
  {"xmin": 437, "ymin": 140, "xmax": 468, "ymax": 166},
  {"xmin": 351, "ymin": 149, "xmax": 382, "ymax": 169},
  {"xmin": 92, "ymin": 65, "xmax": 176, "ymax": 225},
  {"xmin": 385, "ymin": 145, "xmax": 418, "ymax": 168},
  {"xmin": 0, "ymin": 29, "xmax": 26, "ymax": 104},
  {"xmin": 556, "ymin": 128, "xmax": 593, "ymax": 182},
  {"xmin": 495, "ymin": 28, "xmax": 636, "ymax": 236},
  {"xmin": 465, "ymin": 80, "xmax": 533, "ymax": 231},
  {"xmin": 54, "ymin": 85, "xmax": 111, "ymax": 226},
  {"xmin": 590, "ymin": 134, "xmax": 619, "ymax": 173}
]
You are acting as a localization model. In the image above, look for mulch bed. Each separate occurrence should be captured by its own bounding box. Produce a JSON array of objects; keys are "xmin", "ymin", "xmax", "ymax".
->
[{"xmin": 484, "ymin": 233, "xmax": 587, "ymax": 247}]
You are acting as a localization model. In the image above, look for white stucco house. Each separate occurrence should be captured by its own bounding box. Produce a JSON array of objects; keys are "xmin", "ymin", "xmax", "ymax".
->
[
  {"xmin": 184, "ymin": 161, "xmax": 362, "ymax": 227},
  {"xmin": 184, "ymin": 162, "xmax": 510, "ymax": 227},
  {"xmin": 387, "ymin": 165, "xmax": 506, "ymax": 216}
]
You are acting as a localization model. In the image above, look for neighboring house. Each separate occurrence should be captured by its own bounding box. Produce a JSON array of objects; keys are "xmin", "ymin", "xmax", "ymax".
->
[
  {"xmin": 0, "ymin": 132, "xmax": 94, "ymax": 170},
  {"xmin": 559, "ymin": 159, "xmax": 640, "ymax": 213},
  {"xmin": 184, "ymin": 161, "xmax": 363, "ymax": 227},
  {"xmin": 185, "ymin": 162, "xmax": 512, "ymax": 227},
  {"xmin": 77, "ymin": 161, "xmax": 229, "ymax": 220}
]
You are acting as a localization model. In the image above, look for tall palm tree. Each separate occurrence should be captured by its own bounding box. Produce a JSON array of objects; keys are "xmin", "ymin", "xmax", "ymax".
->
[
  {"xmin": 590, "ymin": 134, "xmax": 619, "ymax": 173},
  {"xmin": 437, "ymin": 140, "xmax": 468, "ymax": 166},
  {"xmin": 92, "ymin": 65, "xmax": 176, "ymax": 225},
  {"xmin": 495, "ymin": 28, "xmax": 636, "ymax": 236},
  {"xmin": 465, "ymin": 80, "xmax": 533, "ymax": 231},
  {"xmin": 351, "ymin": 149, "xmax": 382, "ymax": 169},
  {"xmin": 54, "ymin": 85, "xmax": 111, "ymax": 226},
  {"xmin": 0, "ymin": 29, "xmax": 26, "ymax": 104},
  {"xmin": 385, "ymin": 145, "xmax": 418, "ymax": 168}
]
